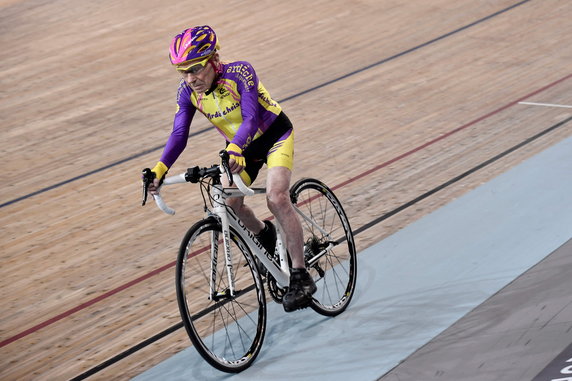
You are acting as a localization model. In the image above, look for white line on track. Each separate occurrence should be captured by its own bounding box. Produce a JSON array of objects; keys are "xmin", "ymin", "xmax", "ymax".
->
[{"xmin": 518, "ymin": 101, "xmax": 572, "ymax": 109}]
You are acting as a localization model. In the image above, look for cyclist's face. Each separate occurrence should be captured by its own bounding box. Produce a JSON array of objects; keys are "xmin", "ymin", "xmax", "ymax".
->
[{"xmin": 179, "ymin": 55, "xmax": 218, "ymax": 93}]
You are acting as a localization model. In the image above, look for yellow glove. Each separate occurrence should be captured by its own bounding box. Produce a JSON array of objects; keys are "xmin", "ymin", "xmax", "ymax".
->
[
  {"xmin": 151, "ymin": 161, "xmax": 169, "ymax": 182},
  {"xmin": 225, "ymin": 143, "xmax": 246, "ymax": 169}
]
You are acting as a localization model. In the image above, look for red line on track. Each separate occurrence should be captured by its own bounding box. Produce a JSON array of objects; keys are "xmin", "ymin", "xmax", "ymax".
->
[
  {"xmin": 332, "ymin": 73, "xmax": 572, "ymax": 191},
  {"xmin": 0, "ymin": 261, "xmax": 175, "ymax": 348},
  {"xmin": 1, "ymin": 73, "xmax": 570, "ymax": 349}
]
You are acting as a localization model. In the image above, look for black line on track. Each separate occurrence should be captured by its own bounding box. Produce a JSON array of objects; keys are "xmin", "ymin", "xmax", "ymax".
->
[
  {"xmin": 69, "ymin": 322, "xmax": 183, "ymax": 381},
  {"xmin": 353, "ymin": 116, "xmax": 572, "ymax": 236},
  {"xmin": 69, "ymin": 114, "xmax": 571, "ymax": 380},
  {"xmin": 1, "ymin": 0, "xmax": 532, "ymax": 210}
]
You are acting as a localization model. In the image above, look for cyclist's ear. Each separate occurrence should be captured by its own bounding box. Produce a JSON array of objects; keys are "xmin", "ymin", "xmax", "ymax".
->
[{"xmin": 211, "ymin": 53, "xmax": 222, "ymax": 73}]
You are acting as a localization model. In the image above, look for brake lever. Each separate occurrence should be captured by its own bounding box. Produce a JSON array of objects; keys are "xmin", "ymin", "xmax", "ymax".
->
[
  {"xmin": 219, "ymin": 150, "xmax": 234, "ymax": 186},
  {"xmin": 141, "ymin": 168, "xmax": 155, "ymax": 206}
]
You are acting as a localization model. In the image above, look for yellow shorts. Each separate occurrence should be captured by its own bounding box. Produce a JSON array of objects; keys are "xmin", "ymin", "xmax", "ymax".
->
[
  {"xmin": 267, "ymin": 128, "xmax": 294, "ymax": 170},
  {"xmin": 236, "ymin": 112, "xmax": 294, "ymax": 185}
]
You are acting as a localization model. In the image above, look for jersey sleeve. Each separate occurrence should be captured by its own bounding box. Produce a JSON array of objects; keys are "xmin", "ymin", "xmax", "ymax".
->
[
  {"xmin": 229, "ymin": 62, "xmax": 260, "ymax": 150},
  {"xmin": 159, "ymin": 82, "xmax": 196, "ymax": 168}
]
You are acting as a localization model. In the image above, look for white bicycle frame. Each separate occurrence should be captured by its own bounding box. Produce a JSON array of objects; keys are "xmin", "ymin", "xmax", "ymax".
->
[{"xmin": 153, "ymin": 169, "xmax": 292, "ymax": 296}]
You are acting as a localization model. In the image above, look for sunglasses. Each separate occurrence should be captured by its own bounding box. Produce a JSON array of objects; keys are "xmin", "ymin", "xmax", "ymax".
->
[{"xmin": 177, "ymin": 63, "xmax": 207, "ymax": 75}]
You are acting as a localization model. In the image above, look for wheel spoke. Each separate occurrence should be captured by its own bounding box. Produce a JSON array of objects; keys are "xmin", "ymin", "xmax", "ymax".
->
[
  {"xmin": 290, "ymin": 179, "xmax": 357, "ymax": 316},
  {"xmin": 176, "ymin": 220, "xmax": 266, "ymax": 372}
]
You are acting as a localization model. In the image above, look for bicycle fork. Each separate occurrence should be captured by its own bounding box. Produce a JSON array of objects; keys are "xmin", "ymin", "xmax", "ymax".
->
[{"xmin": 209, "ymin": 188, "xmax": 237, "ymax": 301}]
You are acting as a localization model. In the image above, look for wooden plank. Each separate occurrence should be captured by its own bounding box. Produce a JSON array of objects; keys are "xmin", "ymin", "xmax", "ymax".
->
[{"xmin": 1, "ymin": 0, "xmax": 570, "ymax": 379}]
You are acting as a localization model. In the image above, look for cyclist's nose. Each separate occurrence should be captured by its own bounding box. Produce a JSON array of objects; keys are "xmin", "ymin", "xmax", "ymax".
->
[{"xmin": 184, "ymin": 73, "xmax": 197, "ymax": 83}]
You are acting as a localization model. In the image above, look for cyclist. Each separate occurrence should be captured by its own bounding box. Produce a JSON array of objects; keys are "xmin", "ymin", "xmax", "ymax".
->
[{"xmin": 146, "ymin": 25, "xmax": 316, "ymax": 312}]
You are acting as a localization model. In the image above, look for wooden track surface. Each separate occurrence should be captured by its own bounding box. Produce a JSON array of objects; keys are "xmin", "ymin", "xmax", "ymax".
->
[{"xmin": 1, "ymin": 0, "xmax": 571, "ymax": 379}]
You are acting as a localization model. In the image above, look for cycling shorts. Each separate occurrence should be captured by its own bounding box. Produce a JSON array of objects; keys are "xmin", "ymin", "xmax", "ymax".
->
[{"xmin": 228, "ymin": 111, "xmax": 294, "ymax": 186}]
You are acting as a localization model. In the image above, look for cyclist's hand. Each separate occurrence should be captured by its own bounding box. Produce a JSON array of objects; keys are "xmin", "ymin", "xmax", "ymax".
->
[
  {"xmin": 148, "ymin": 178, "xmax": 161, "ymax": 195},
  {"xmin": 225, "ymin": 143, "xmax": 246, "ymax": 174},
  {"xmin": 149, "ymin": 161, "xmax": 168, "ymax": 195}
]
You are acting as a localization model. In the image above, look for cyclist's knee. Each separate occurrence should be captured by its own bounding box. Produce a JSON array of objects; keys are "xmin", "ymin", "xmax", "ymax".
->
[
  {"xmin": 227, "ymin": 196, "xmax": 244, "ymax": 213},
  {"xmin": 266, "ymin": 189, "xmax": 291, "ymax": 214}
]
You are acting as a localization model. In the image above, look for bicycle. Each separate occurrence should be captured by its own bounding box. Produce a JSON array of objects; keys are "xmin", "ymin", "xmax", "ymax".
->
[{"xmin": 142, "ymin": 151, "xmax": 357, "ymax": 373}]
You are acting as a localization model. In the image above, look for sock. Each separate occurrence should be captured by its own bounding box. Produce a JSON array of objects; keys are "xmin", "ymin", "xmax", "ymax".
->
[{"xmin": 256, "ymin": 222, "xmax": 268, "ymax": 237}]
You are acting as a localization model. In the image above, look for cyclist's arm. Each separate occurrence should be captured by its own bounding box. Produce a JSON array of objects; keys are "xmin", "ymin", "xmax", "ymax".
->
[
  {"xmin": 152, "ymin": 82, "xmax": 196, "ymax": 180},
  {"xmin": 228, "ymin": 63, "xmax": 262, "ymax": 151}
]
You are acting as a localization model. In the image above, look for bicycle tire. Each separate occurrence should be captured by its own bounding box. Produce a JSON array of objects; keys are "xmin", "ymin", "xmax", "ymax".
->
[
  {"xmin": 290, "ymin": 178, "xmax": 357, "ymax": 316},
  {"xmin": 175, "ymin": 217, "xmax": 267, "ymax": 373}
]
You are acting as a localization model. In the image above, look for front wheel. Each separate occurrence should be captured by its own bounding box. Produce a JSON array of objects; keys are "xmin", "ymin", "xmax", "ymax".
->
[
  {"xmin": 290, "ymin": 178, "xmax": 357, "ymax": 316},
  {"xmin": 175, "ymin": 217, "xmax": 267, "ymax": 373}
]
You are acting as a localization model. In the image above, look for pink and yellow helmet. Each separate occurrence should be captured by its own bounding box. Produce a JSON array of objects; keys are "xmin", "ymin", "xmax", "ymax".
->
[{"xmin": 169, "ymin": 25, "xmax": 220, "ymax": 70}]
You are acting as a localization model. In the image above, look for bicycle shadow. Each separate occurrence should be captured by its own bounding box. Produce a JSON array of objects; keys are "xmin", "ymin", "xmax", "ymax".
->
[
  {"xmin": 243, "ymin": 267, "xmax": 503, "ymax": 380},
  {"xmin": 134, "ymin": 245, "xmax": 528, "ymax": 381},
  {"xmin": 168, "ymin": 255, "xmax": 503, "ymax": 380}
]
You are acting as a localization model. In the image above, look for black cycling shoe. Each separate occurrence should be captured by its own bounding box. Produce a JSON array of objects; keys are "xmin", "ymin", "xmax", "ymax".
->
[
  {"xmin": 256, "ymin": 220, "xmax": 277, "ymax": 256},
  {"xmin": 253, "ymin": 220, "xmax": 277, "ymax": 277},
  {"xmin": 283, "ymin": 268, "xmax": 317, "ymax": 312}
]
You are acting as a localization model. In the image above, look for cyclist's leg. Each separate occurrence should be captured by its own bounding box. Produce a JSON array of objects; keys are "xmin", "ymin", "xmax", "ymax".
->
[
  {"xmin": 264, "ymin": 128, "xmax": 303, "ymax": 267},
  {"xmin": 266, "ymin": 166, "xmax": 304, "ymax": 268},
  {"xmin": 266, "ymin": 129, "xmax": 316, "ymax": 311},
  {"xmin": 222, "ymin": 175, "xmax": 265, "ymax": 234},
  {"xmin": 231, "ymin": 111, "xmax": 292, "ymax": 237},
  {"xmin": 223, "ymin": 151, "xmax": 277, "ymax": 260}
]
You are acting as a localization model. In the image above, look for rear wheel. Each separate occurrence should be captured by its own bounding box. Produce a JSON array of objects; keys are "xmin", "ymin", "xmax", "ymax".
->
[
  {"xmin": 290, "ymin": 178, "xmax": 357, "ymax": 316},
  {"xmin": 175, "ymin": 217, "xmax": 266, "ymax": 373}
]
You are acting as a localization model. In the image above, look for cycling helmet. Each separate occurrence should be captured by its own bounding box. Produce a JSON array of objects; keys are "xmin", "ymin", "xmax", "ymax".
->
[{"xmin": 169, "ymin": 25, "xmax": 220, "ymax": 69}]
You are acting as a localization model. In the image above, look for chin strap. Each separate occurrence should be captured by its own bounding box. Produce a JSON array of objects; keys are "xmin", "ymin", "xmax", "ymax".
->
[
  {"xmin": 205, "ymin": 59, "xmax": 222, "ymax": 95},
  {"xmin": 210, "ymin": 59, "xmax": 222, "ymax": 75}
]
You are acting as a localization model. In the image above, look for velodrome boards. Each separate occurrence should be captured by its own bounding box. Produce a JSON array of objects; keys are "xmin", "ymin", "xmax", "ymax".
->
[{"xmin": 0, "ymin": 0, "xmax": 570, "ymax": 379}]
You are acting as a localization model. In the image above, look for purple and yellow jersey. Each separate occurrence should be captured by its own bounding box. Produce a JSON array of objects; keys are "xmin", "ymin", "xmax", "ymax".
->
[{"xmin": 159, "ymin": 61, "xmax": 282, "ymax": 168}]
